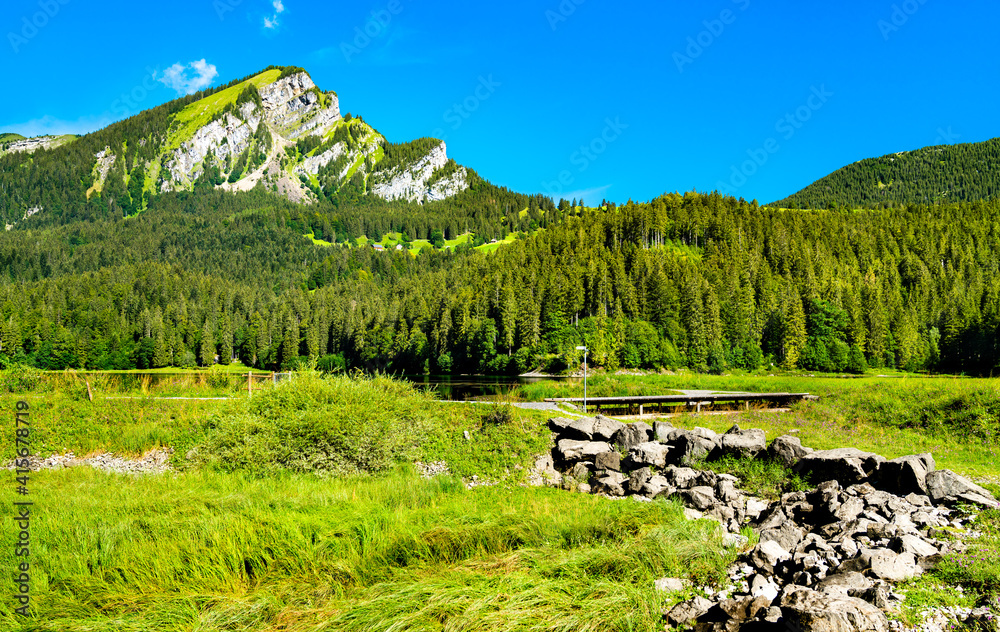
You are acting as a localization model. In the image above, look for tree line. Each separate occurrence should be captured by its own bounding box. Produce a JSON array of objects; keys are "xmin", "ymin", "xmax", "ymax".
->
[{"xmin": 2, "ymin": 190, "xmax": 1000, "ymax": 375}]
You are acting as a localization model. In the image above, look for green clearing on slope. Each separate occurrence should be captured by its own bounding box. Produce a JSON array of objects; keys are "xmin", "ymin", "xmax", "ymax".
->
[{"xmin": 167, "ymin": 69, "xmax": 282, "ymax": 150}]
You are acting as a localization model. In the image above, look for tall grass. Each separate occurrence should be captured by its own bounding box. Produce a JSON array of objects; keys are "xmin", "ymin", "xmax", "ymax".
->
[{"xmin": 0, "ymin": 468, "xmax": 739, "ymax": 631}]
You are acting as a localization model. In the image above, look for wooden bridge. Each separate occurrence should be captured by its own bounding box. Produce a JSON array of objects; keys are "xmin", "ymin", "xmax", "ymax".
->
[{"xmin": 543, "ymin": 392, "xmax": 819, "ymax": 416}]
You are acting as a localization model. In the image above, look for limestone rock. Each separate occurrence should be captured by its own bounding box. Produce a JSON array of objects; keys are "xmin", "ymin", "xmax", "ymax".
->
[
  {"xmin": 593, "ymin": 451, "xmax": 621, "ymax": 472},
  {"xmin": 925, "ymin": 469, "xmax": 997, "ymax": 506},
  {"xmin": 714, "ymin": 426, "xmax": 767, "ymax": 460},
  {"xmin": 556, "ymin": 439, "xmax": 612, "ymax": 462},
  {"xmin": 653, "ymin": 421, "xmax": 675, "ymax": 442},
  {"xmin": 767, "ymin": 435, "xmax": 814, "ymax": 468},
  {"xmin": 370, "ymin": 140, "xmax": 469, "ymax": 204},
  {"xmin": 815, "ymin": 571, "xmax": 873, "ymax": 596},
  {"xmin": 654, "ymin": 577, "xmax": 687, "ymax": 593},
  {"xmin": 750, "ymin": 540, "xmax": 791, "ymax": 574},
  {"xmin": 890, "ymin": 534, "xmax": 938, "ymax": 558},
  {"xmin": 682, "ymin": 486, "xmax": 718, "ymax": 511},
  {"xmin": 592, "ymin": 415, "xmax": 624, "ymax": 442},
  {"xmin": 592, "ymin": 472, "xmax": 627, "ymax": 496},
  {"xmin": 547, "ymin": 417, "xmax": 576, "ymax": 432},
  {"xmin": 841, "ymin": 549, "xmax": 920, "ymax": 582},
  {"xmin": 630, "ymin": 441, "xmax": 670, "ymax": 468},
  {"xmin": 563, "ymin": 417, "xmax": 596, "ymax": 441},
  {"xmin": 614, "ymin": 422, "xmax": 653, "ymax": 450},
  {"xmin": 780, "ymin": 587, "xmax": 889, "ymax": 632},
  {"xmin": 670, "ymin": 432, "xmax": 717, "ymax": 466},
  {"xmin": 667, "ymin": 596, "xmax": 714, "ymax": 627},
  {"xmin": 794, "ymin": 448, "xmax": 885, "ymax": 485},
  {"xmin": 878, "ymin": 453, "xmax": 935, "ymax": 496}
]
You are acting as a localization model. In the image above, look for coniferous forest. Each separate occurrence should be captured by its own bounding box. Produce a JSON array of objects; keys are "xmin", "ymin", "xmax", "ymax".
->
[
  {"xmin": 774, "ymin": 138, "xmax": 1000, "ymax": 210},
  {"xmin": 3, "ymin": 184, "xmax": 1000, "ymax": 376}
]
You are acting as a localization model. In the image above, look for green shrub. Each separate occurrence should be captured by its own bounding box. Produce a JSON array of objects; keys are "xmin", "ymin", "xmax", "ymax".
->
[
  {"xmin": 0, "ymin": 364, "xmax": 50, "ymax": 393},
  {"xmin": 195, "ymin": 372, "xmax": 434, "ymax": 476}
]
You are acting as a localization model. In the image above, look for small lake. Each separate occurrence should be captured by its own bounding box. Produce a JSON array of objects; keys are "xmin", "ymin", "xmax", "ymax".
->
[{"xmin": 400, "ymin": 375, "xmax": 578, "ymax": 401}]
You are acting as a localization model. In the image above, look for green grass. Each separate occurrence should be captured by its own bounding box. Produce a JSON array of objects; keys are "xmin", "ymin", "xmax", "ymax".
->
[
  {"xmin": 697, "ymin": 455, "xmax": 812, "ymax": 500},
  {"xmin": 4, "ymin": 368, "xmax": 1000, "ymax": 629},
  {"xmin": 476, "ymin": 233, "xmax": 518, "ymax": 253},
  {"xmin": 0, "ymin": 370, "xmax": 555, "ymax": 479},
  {"xmin": 305, "ymin": 231, "xmax": 334, "ymax": 246},
  {"xmin": 444, "ymin": 233, "xmax": 472, "ymax": 249},
  {"xmin": 894, "ymin": 508, "xmax": 1000, "ymax": 627},
  {"xmin": 167, "ymin": 69, "xmax": 281, "ymax": 150},
  {"xmin": 0, "ymin": 467, "xmax": 740, "ymax": 631},
  {"xmin": 0, "ymin": 133, "xmax": 26, "ymax": 143}
]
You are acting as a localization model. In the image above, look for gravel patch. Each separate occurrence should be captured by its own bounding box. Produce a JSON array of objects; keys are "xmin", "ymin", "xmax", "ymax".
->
[
  {"xmin": 415, "ymin": 461, "xmax": 451, "ymax": 479},
  {"xmin": 6, "ymin": 449, "xmax": 174, "ymax": 475}
]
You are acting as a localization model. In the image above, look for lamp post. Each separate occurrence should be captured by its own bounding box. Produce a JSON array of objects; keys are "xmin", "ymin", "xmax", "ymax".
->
[{"xmin": 575, "ymin": 346, "xmax": 588, "ymax": 413}]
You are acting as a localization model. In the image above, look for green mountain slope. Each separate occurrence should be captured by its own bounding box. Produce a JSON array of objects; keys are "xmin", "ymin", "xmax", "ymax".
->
[{"xmin": 773, "ymin": 137, "xmax": 1000, "ymax": 209}]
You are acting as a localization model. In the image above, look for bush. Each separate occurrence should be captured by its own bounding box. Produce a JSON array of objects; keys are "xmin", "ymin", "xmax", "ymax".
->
[
  {"xmin": 481, "ymin": 401, "xmax": 515, "ymax": 426},
  {"xmin": 0, "ymin": 364, "xmax": 49, "ymax": 393},
  {"xmin": 317, "ymin": 353, "xmax": 347, "ymax": 373},
  {"xmin": 195, "ymin": 373, "xmax": 434, "ymax": 477}
]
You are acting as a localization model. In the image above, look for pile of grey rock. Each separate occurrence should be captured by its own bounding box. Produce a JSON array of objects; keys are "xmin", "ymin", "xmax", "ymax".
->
[{"xmin": 541, "ymin": 415, "xmax": 999, "ymax": 631}]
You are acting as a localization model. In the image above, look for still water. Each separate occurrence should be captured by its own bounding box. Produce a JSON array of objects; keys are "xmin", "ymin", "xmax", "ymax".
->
[{"xmin": 400, "ymin": 375, "xmax": 578, "ymax": 401}]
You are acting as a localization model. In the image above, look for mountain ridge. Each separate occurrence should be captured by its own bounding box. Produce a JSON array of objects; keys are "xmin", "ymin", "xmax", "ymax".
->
[
  {"xmin": 0, "ymin": 65, "xmax": 471, "ymax": 227},
  {"xmin": 772, "ymin": 137, "xmax": 1000, "ymax": 209}
]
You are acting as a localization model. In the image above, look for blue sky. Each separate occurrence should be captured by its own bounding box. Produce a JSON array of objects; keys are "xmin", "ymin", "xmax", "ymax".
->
[{"xmin": 3, "ymin": 0, "xmax": 999, "ymax": 204}]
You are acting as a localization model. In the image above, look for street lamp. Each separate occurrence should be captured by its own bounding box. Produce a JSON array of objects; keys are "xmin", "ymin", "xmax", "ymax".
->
[{"xmin": 575, "ymin": 346, "xmax": 588, "ymax": 413}]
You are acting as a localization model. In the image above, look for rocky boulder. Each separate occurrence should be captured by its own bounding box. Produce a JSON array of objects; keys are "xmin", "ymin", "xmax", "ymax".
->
[
  {"xmin": 556, "ymin": 439, "xmax": 612, "ymax": 462},
  {"xmin": 925, "ymin": 469, "xmax": 998, "ymax": 507},
  {"xmin": 592, "ymin": 415, "xmax": 624, "ymax": 442},
  {"xmin": 562, "ymin": 417, "xmax": 596, "ymax": 441},
  {"xmin": 878, "ymin": 453, "xmax": 935, "ymax": 496},
  {"xmin": 767, "ymin": 435, "xmax": 814, "ymax": 468},
  {"xmin": 670, "ymin": 431, "xmax": 717, "ymax": 466},
  {"xmin": 780, "ymin": 587, "xmax": 889, "ymax": 632},
  {"xmin": 714, "ymin": 425, "xmax": 768, "ymax": 460},
  {"xmin": 614, "ymin": 422, "xmax": 652, "ymax": 451},
  {"xmin": 593, "ymin": 451, "xmax": 621, "ymax": 472},
  {"xmin": 794, "ymin": 448, "xmax": 885, "ymax": 485},
  {"xmin": 630, "ymin": 442, "xmax": 670, "ymax": 468},
  {"xmin": 653, "ymin": 421, "xmax": 675, "ymax": 442}
]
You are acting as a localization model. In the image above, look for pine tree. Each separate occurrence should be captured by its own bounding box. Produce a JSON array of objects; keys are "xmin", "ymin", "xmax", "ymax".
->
[
  {"xmin": 782, "ymin": 287, "xmax": 807, "ymax": 370},
  {"xmin": 199, "ymin": 319, "xmax": 215, "ymax": 367},
  {"xmin": 218, "ymin": 314, "xmax": 233, "ymax": 365},
  {"xmin": 281, "ymin": 316, "xmax": 300, "ymax": 370}
]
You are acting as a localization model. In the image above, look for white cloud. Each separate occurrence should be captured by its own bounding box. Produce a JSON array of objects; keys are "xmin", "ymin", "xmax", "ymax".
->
[
  {"xmin": 264, "ymin": 1, "xmax": 285, "ymax": 29},
  {"xmin": 156, "ymin": 59, "xmax": 219, "ymax": 96}
]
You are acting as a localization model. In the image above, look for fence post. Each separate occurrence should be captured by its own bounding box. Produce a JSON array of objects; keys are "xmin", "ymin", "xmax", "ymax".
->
[{"xmin": 248, "ymin": 372, "xmax": 252, "ymax": 398}]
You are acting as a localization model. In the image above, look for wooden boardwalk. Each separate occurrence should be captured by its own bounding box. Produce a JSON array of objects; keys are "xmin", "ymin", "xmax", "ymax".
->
[{"xmin": 544, "ymin": 392, "xmax": 818, "ymax": 416}]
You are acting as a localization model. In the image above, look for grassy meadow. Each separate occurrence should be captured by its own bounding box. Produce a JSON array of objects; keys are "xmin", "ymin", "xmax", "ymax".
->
[{"xmin": 1, "ymin": 368, "xmax": 1000, "ymax": 629}]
